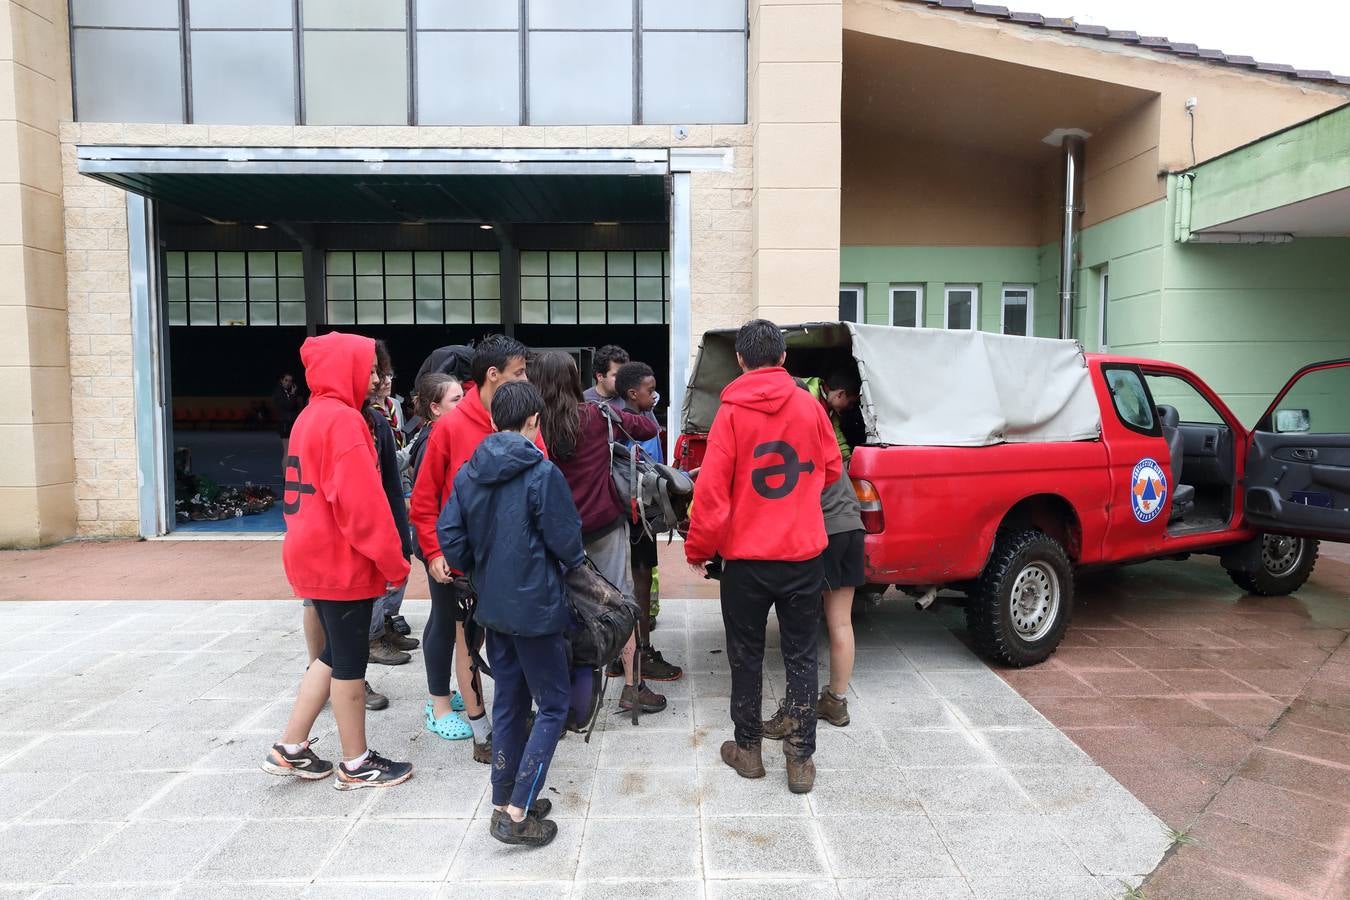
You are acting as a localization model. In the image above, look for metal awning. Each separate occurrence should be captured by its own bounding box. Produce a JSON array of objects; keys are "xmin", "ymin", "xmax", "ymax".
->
[{"xmin": 77, "ymin": 146, "xmax": 671, "ymax": 224}]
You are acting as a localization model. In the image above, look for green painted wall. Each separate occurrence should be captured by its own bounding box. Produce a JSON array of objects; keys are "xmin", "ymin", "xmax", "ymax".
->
[{"xmin": 1073, "ymin": 200, "xmax": 1167, "ymax": 358}]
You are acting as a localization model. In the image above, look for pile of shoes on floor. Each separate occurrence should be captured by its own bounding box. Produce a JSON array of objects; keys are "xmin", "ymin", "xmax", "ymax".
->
[{"xmin": 175, "ymin": 467, "xmax": 277, "ymax": 522}]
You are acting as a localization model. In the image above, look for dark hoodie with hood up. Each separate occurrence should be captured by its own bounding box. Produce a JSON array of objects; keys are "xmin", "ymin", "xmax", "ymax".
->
[
  {"xmin": 437, "ymin": 431, "xmax": 585, "ymax": 637},
  {"xmin": 684, "ymin": 366, "xmax": 843, "ymax": 566},
  {"xmin": 282, "ymin": 332, "xmax": 411, "ymax": 601}
]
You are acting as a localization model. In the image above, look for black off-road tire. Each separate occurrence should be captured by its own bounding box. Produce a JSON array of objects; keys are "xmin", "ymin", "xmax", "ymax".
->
[
  {"xmin": 1227, "ymin": 535, "xmax": 1318, "ymax": 596},
  {"xmin": 966, "ymin": 529, "xmax": 1074, "ymax": 668}
]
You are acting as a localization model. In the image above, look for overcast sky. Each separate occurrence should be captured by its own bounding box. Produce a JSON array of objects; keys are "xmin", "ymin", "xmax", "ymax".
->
[{"xmin": 1016, "ymin": 0, "xmax": 1350, "ymax": 75}]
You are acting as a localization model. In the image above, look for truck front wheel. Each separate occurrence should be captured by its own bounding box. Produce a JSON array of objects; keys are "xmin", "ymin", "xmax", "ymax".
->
[
  {"xmin": 967, "ymin": 529, "xmax": 1074, "ymax": 668},
  {"xmin": 1227, "ymin": 534, "xmax": 1318, "ymax": 596}
]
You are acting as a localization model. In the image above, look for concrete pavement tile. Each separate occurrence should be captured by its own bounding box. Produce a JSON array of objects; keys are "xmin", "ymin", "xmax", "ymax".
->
[
  {"xmin": 0, "ymin": 821, "xmax": 120, "ymax": 883},
  {"xmin": 546, "ymin": 729, "xmax": 605, "ymax": 769},
  {"xmin": 1151, "ymin": 668, "xmax": 1269, "ymax": 695},
  {"xmin": 921, "ymin": 672, "xmax": 1020, "ymax": 699},
  {"xmin": 836, "ymin": 877, "xmax": 972, "ymax": 899},
  {"xmin": 1281, "ymin": 698, "xmax": 1350, "ymax": 735},
  {"xmin": 448, "ymin": 819, "xmax": 584, "ymax": 881},
  {"xmin": 847, "ymin": 671, "xmax": 934, "ymax": 702},
  {"xmin": 805, "ymin": 767, "xmax": 921, "ymax": 816},
  {"xmin": 859, "ymin": 696, "xmax": 962, "ymax": 729},
  {"xmin": 975, "ymin": 727, "xmax": 1095, "ymax": 768},
  {"xmin": 588, "ymin": 766, "xmax": 699, "ymax": 817},
  {"xmin": 1010, "ymin": 766, "xmax": 1154, "ymax": 819},
  {"xmin": 810, "ymin": 726, "xmax": 894, "ymax": 769},
  {"xmin": 1196, "ymin": 696, "xmax": 1287, "ymax": 729},
  {"xmin": 1259, "ymin": 722, "xmax": 1350, "ymax": 768},
  {"xmin": 0, "ymin": 771, "xmax": 57, "ymax": 819},
  {"xmin": 1106, "ymin": 697, "xmax": 1231, "ymax": 727},
  {"xmin": 696, "ymin": 764, "xmax": 811, "ymax": 817},
  {"xmin": 25, "ymin": 771, "xmax": 180, "ymax": 821},
  {"xmin": 573, "ymin": 880, "xmax": 703, "ymax": 900},
  {"xmin": 136, "ymin": 770, "xmax": 373, "ymax": 820},
  {"xmin": 576, "ymin": 817, "xmax": 702, "ymax": 880},
  {"xmin": 687, "ymin": 673, "xmax": 734, "ymax": 698},
  {"xmin": 1023, "ymin": 698, "xmax": 1128, "ymax": 727},
  {"xmin": 0, "ymin": 733, "xmax": 222, "ymax": 774},
  {"xmin": 1236, "ymin": 747, "xmax": 1350, "ymax": 805},
  {"xmin": 33, "ymin": 886, "xmax": 175, "ymax": 899},
  {"xmin": 174, "ymin": 882, "xmax": 305, "ymax": 899},
  {"xmin": 434, "ymin": 884, "xmax": 570, "ymax": 900},
  {"xmin": 997, "ymin": 669, "xmax": 1098, "ymax": 698},
  {"xmin": 817, "ymin": 812, "xmax": 957, "ymax": 878},
  {"xmin": 966, "ymin": 875, "xmax": 1114, "ymax": 899},
  {"xmin": 1072, "ymin": 628, "xmax": 1165, "ymax": 649},
  {"xmin": 1047, "ymin": 648, "xmax": 1137, "ymax": 671},
  {"xmin": 1140, "ymin": 857, "xmax": 1284, "ymax": 900},
  {"xmin": 907, "ymin": 767, "xmax": 1037, "ymax": 816},
  {"xmin": 598, "ymin": 726, "xmax": 700, "ymax": 769},
  {"xmin": 945, "ymin": 695, "xmax": 1052, "ymax": 729},
  {"xmin": 602, "ymin": 698, "xmax": 695, "ymax": 732},
  {"xmin": 302, "ymin": 885, "xmax": 439, "ymax": 899},
  {"xmin": 850, "ymin": 647, "xmax": 916, "ymax": 672},
  {"xmin": 1104, "ymin": 762, "xmax": 1226, "ymax": 831},
  {"xmin": 1206, "ymin": 777, "xmax": 1350, "ymax": 849},
  {"xmin": 880, "ymin": 728, "xmax": 998, "ymax": 768},
  {"xmin": 359, "ymin": 766, "xmax": 487, "ymax": 819},
  {"xmin": 316, "ymin": 819, "xmax": 468, "ymax": 882},
  {"xmin": 930, "ymin": 813, "xmax": 1090, "ymax": 877},
  {"xmin": 896, "ymin": 648, "xmax": 988, "ymax": 672},
  {"xmin": 62, "ymin": 819, "xmax": 243, "ymax": 883},
  {"xmin": 1175, "ymin": 813, "xmax": 1339, "ymax": 896},
  {"xmin": 708, "ymin": 880, "xmax": 841, "ymax": 899},
  {"xmin": 702, "ymin": 815, "xmax": 829, "ymax": 879},
  {"xmin": 1145, "ymin": 725, "xmax": 1263, "ymax": 770},
  {"xmin": 196, "ymin": 819, "xmax": 354, "ymax": 882},
  {"xmin": 1045, "ymin": 811, "xmax": 1171, "ymax": 877},
  {"xmin": 1072, "ymin": 669, "xmax": 1172, "ymax": 697}
]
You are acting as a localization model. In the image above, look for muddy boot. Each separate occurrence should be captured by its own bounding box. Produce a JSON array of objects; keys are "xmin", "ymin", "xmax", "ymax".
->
[
  {"xmin": 816, "ymin": 689, "xmax": 850, "ymax": 727},
  {"xmin": 490, "ymin": 809, "xmax": 558, "ymax": 847},
  {"xmin": 785, "ymin": 754, "xmax": 816, "ymax": 794},
  {"xmin": 639, "ymin": 645, "xmax": 683, "ymax": 682},
  {"xmin": 619, "ymin": 682, "xmax": 667, "ymax": 714},
  {"xmin": 473, "ymin": 734, "xmax": 492, "ymax": 765},
  {"xmin": 363, "ymin": 681, "xmax": 389, "ymax": 711},
  {"xmin": 368, "ymin": 637, "xmax": 411, "ymax": 666},
  {"xmin": 761, "ymin": 703, "xmax": 791, "ymax": 741},
  {"xmin": 720, "ymin": 740, "xmax": 766, "ymax": 779},
  {"xmin": 384, "ymin": 618, "xmax": 420, "ymax": 652}
]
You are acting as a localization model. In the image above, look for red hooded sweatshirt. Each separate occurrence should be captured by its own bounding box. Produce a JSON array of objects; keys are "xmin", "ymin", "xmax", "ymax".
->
[
  {"xmin": 409, "ymin": 382, "xmax": 548, "ymax": 563},
  {"xmin": 684, "ymin": 366, "xmax": 843, "ymax": 565},
  {"xmin": 282, "ymin": 333, "xmax": 411, "ymax": 600}
]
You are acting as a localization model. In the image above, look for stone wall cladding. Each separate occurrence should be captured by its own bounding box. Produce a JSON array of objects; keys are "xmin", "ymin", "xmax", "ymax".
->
[{"xmin": 57, "ymin": 122, "xmax": 753, "ymax": 535}]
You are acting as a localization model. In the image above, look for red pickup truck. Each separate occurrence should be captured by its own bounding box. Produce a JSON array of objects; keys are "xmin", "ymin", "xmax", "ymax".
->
[{"xmin": 677, "ymin": 322, "xmax": 1350, "ymax": 666}]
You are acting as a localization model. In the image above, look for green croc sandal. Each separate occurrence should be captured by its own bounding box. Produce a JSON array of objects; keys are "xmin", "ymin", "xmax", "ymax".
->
[
  {"xmin": 425, "ymin": 707, "xmax": 473, "ymax": 741},
  {"xmin": 423, "ymin": 693, "xmax": 466, "ymax": 718}
]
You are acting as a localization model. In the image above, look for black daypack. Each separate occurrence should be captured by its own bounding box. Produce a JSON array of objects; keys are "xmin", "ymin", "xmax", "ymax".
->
[
  {"xmin": 415, "ymin": 344, "xmax": 475, "ymax": 386},
  {"xmin": 593, "ymin": 402, "xmax": 694, "ymax": 542},
  {"xmin": 565, "ymin": 558, "xmax": 640, "ymax": 738}
]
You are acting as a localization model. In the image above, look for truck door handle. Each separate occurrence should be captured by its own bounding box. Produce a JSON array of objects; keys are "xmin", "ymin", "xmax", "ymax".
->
[{"xmin": 1292, "ymin": 448, "xmax": 1318, "ymax": 461}]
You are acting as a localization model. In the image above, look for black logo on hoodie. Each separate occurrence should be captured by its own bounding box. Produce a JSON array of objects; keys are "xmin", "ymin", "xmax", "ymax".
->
[
  {"xmin": 750, "ymin": 442, "xmax": 814, "ymax": 500},
  {"xmin": 282, "ymin": 456, "xmax": 316, "ymax": 514}
]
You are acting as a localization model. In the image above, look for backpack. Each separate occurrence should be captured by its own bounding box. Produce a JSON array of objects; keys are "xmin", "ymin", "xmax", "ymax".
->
[
  {"xmin": 563, "ymin": 557, "xmax": 640, "ymax": 738},
  {"xmin": 593, "ymin": 402, "xmax": 694, "ymax": 541},
  {"xmin": 415, "ymin": 344, "xmax": 475, "ymax": 386}
]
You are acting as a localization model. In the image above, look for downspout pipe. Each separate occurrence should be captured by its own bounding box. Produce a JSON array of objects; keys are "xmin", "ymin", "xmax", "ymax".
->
[{"xmin": 1058, "ymin": 136, "xmax": 1085, "ymax": 340}]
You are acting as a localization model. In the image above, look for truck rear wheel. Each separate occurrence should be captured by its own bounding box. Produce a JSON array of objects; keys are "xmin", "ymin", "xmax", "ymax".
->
[
  {"xmin": 1227, "ymin": 534, "xmax": 1318, "ymax": 596},
  {"xmin": 967, "ymin": 529, "xmax": 1074, "ymax": 668}
]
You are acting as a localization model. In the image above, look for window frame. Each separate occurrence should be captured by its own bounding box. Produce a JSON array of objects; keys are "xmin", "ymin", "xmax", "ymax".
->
[
  {"xmin": 888, "ymin": 283, "xmax": 923, "ymax": 328},
  {"xmin": 838, "ymin": 284, "xmax": 865, "ymax": 324},
  {"xmin": 1000, "ymin": 284, "xmax": 1033, "ymax": 337},
  {"xmin": 943, "ymin": 284, "xmax": 979, "ymax": 330},
  {"xmin": 1101, "ymin": 363, "xmax": 1162, "ymax": 438},
  {"xmin": 1098, "ymin": 268, "xmax": 1111, "ymax": 352}
]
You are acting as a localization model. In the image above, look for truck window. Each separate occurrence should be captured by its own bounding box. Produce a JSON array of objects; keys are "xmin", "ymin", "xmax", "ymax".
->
[
  {"xmin": 1104, "ymin": 367, "xmax": 1155, "ymax": 432},
  {"xmin": 1143, "ymin": 374, "xmax": 1226, "ymax": 426},
  {"xmin": 1269, "ymin": 364, "xmax": 1350, "ymax": 434}
]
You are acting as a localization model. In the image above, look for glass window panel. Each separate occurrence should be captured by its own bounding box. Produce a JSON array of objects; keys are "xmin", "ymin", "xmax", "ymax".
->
[
  {"xmin": 73, "ymin": 29, "xmax": 183, "ymax": 123},
  {"xmin": 946, "ymin": 289, "xmax": 974, "ymax": 330},
  {"xmin": 326, "ymin": 301, "xmax": 355, "ymax": 324},
  {"xmin": 636, "ymin": 302, "xmax": 664, "ymax": 325},
  {"xmin": 219, "ymin": 277, "xmax": 247, "ymax": 302},
  {"xmin": 549, "ymin": 276, "xmax": 577, "ymax": 301},
  {"xmin": 190, "ymin": 31, "xmax": 296, "ymax": 125},
  {"xmin": 635, "ymin": 251, "xmax": 663, "ymax": 276},
  {"xmin": 636, "ymin": 277, "xmax": 663, "ymax": 302},
  {"xmin": 520, "ymin": 251, "xmax": 548, "ymax": 277},
  {"xmin": 167, "ymin": 278, "xmax": 187, "ymax": 302},
  {"xmin": 520, "ymin": 300, "xmax": 548, "ymax": 324},
  {"xmin": 549, "ymin": 301, "xmax": 577, "ymax": 324},
  {"xmin": 356, "ymin": 300, "xmax": 385, "ymax": 323},
  {"xmin": 444, "ymin": 274, "xmax": 472, "ymax": 298},
  {"xmin": 607, "ymin": 277, "xmax": 634, "ymax": 301},
  {"xmin": 664, "ymin": 252, "xmax": 671, "ymax": 275},
  {"xmin": 386, "ymin": 275, "xmax": 413, "ymax": 300},
  {"xmin": 303, "ymin": 31, "xmax": 408, "ymax": 125},
  {"xmin": 578, "ymin": 252, "xmax": 605, "ymax": 277},
  {"xmin": 217, "ymin": 253, "xmax": 246, "ymax": 276},
  {"xmin": 219, "ymin": 301, "xmax": 247, "ymax": 324},
  {"xmin": 529, "ymin": 0, "xmax": 631, "ymax": 28},
  {"xmin": 250, "ymin": 278, "xmax": 279, "ymax": 301},
  {"xmin": 326, "ymin": 276, "xmax": 355, "ymax": 300},
  {"xmin": 279, "ymin": 277, "xmax": 305, "ymax": 301},
  {"xmin": 302, "ymin": 0, "xmax": 405, "ymax": 28},
  {"xmin": 473, "ymin": 274, "xmax": 500, "ymax": 298},
  {"xmin": 354, "ymin": 251, "xmax": 384, "ymax": 275},
  {"xmin": 528, "ymin": 33, "xmax": 632, "ymax": 125},
  {"xmin": 607, "ymin": 252, "xmax": 634, "ymax": 276},
  {"xmin": 189, "ymin": 278, "xmax": 216, "ymax": 301},
  {"xmin": 1003, "ymin": 304, "xmax": 1028, "ymax": 337},
  {"xmin": 607, "ymin": 302, "xmax": 636, "ymax": 324},
  {"xmin": 278, "ymin": 252, "xmax": 304, "ymax": 276},
  {"xmin": 165, "ymin": 252, "xmax": 186, "ymax": 277},
  {"xmin": 356, "ymin": 276, "xmax": 384, "ymax": 300},
  {"xmin": 577, "ymin": 301, "xmax": 605, "ymax": 324},
  {"xmin": 168, "ymin": 302, "xmax": 188, "ymax": 326},
  {"xmin": 386, "ymin": 300, "xmax": 415, "ymax": 324},
  {"xmin": 327, "ymin": 252, "xmax": 354, "ymax": 276},
  {"xmin": 247, "ymin": 251, "xmax": 276, "ymax": 276},
  {"xmin": 474, "ymin": 300, "xmax": 501, "ymax": 323},
  {"xmin": 190, "ymin": 302, "xmax": 217, "ymax": 325},
  {"xmin": 188, "ymin": 252, "xmax": 216, "ymax": 277},
  {"xmin": 190, "ymin": 0, "xmax": 293, "ymax": 28},
  {"xmin": 446, "ymin": 300, "xmax": 473, "ymax": 324},
  {"xmin": 417, "ymin": 32, "xmax": 520, "ymax": 125},
  {"xmin": 642, "ymin": 0, "xmax": 746, "ymax": 29},
  {"xmin": 416, "ymin": 299, "xmax": 444, "ymax": 323},
  {"xmin": 521, "ymin": 276, "xmax": 549, "ymax": 301},
  {"xmin": 838, "ymin": 288, "xmax": 859, "ymax": 323},
  {"xmin": 890, "ymin": 287, "xmax": 919, "ymax": 328},
  {"xmin": 416, "ymin": 0, "xmax": 518, "ymax": 28},
  {"xmin": 279, "ymin": 302, "xmax": 306, "ymax": 325},
  {"xmin": 472, "ymin": 251, "xmax": 499, "ymax": 274},
  {"xmin": 579, "ymin": 277, "xmax": 606, "ymax": 301},
  {"xmin": 414, "ymin": 251, "xmax": 441, "ymax": 274},
  {"xmin": 415, "ymin": 274, "xmax": 442, "ymax": 299},
  {"xmin": 548, "ymin": 252, "xmax": 577, "ymax": 276},
  {"xmin": 384, "ymin": 252, "xmax": 413, "ymax": 275},
  {"xmin": 249, "ymin": 303, "xmax": 278, "ymax": 326},
  {"xmin": 642, "ymin": 32, "xmax": 745, "ymax": 125},
  {"xmin": 72, "ymin": 0, "xmax": 179, "ymax": 28},
  {"xmin": 443, "ymin": 251, "xmax": 471, "ymax": 274}
]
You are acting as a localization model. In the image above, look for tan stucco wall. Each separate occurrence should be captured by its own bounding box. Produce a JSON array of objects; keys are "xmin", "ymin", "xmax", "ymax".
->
[{"xmin": 1, "ymin": 0, "xmax": 74, "ymax": 548}]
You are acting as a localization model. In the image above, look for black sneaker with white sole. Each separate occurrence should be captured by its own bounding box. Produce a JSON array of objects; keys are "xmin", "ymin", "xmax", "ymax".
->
[
  {"xmin": 260, "ymin": 738, "xmax": 333, "ymax": 780},
  {"xmin": 333, "ymin": 749, "xmax": 413, "ymax": 790}
]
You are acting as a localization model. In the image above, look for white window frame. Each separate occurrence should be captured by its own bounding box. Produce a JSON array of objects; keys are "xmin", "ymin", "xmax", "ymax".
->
[
  {"xmin": 839, "ymin": 283, "xmax": 865, "ymax": 323},
  {"xmin": 1000, "ymin": 284, "xmax": 1034, "ymax": 337},
  {"xmin": 1097, "ymin": 268, "xmax": 1110, "ymax": 352},
  {"xmin": 944, "ymin": 284, "xmax": 979, "ymax": 330},
  {"xmin": 888, "ymin": 283, "xmax": 924, "ymax": 327}
]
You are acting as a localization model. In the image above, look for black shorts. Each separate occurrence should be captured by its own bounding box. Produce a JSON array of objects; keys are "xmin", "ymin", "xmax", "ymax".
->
[
  {"xmin": 312, "ymin": 598, "xmax": 375, "ymax": 680},
  {"xmin": 822, "ymin": 530, "xmax": 866, "ymax": 590},
  {"xmin": 630, "ymin": 524, "xmax": 658, "ymax": 569}
]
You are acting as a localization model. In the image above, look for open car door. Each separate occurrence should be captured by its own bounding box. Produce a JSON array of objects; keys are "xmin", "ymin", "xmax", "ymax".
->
[{"xmin": 1245, "ymin": 358, "xmax": 1350, "ymax": 542}]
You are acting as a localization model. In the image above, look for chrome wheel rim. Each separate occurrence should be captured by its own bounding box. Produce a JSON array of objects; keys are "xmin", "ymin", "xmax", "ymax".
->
[
  {"xmin": 1010, "ymin": 562, "xmax": 1060, "ymax": 641},
  {"xmin": 1261, "ymin": 535, "xmax": 1304, "ymax": 578}
]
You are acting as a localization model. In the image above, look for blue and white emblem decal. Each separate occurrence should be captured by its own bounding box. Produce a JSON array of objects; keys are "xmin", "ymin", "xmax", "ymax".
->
[{"xmin": 1130, "ymin": 457, "xmax": 1168, "ymax": 524}]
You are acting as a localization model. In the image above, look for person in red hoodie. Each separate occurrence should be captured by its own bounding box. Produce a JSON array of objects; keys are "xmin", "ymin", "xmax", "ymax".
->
[
  {"xmin": 408, "ymin": 334, "xmax": 540, "ymax": 762},
  {"xmin": 684, "ymin": 319, "xmax": 842, "ymax": 795},
  {"xmin": 262, "ymin": 332, "xmax": 413, "ymax": 791}
]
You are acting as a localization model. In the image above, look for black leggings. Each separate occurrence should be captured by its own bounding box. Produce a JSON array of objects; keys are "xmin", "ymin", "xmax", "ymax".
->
[
  {"xmin": 313, "ymin": 598, "xmax": 375, "ymax": 681},
  {"xmin": 423, "ymin": 570, "xmax": 458, "ymax": 697}
]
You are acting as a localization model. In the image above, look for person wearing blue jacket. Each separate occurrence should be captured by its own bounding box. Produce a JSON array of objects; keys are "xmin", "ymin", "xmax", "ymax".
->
[{"xmin": 437, "ymin": 380, "xmax": 584, "ymax": 849}]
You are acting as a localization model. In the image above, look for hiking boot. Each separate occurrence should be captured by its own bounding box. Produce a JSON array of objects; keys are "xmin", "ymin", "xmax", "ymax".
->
[
  {"xmin": 473, "ymin": 735, "xmax": 492, "ymax": 765},
  {"xmin": 490, "ymin": 799, "xmax": 552, "ymax": 823},
  {"xmin": 260, "ymin": 738, "xmax": 333, "ymax": 780},
  {"xmin": 817, "ymin": 688, "xmax": 850, "ymax": 727},
  {"xmin": 490, "ymin": 809, "xmax": 558, "ymax": 847},
  {"xmin": 368, "ymin": 637, "xmax": 411, "ymax": 666},
  {"xmin": 384, "ymin": 621, "xmax": 420, "ymax": 652},
  {"xmin": 364, "ymin": 681, "xmax": 389, "ymax": 711},
  {"xmin": 639, "ymin": 645, "xmax": 683, "ymax": 682},
  {"xmin": 720, "ymin": 740, "xmax": 766, "ymax": 779},
  {"xmin": 334, "ymin": 750, "xmax": 413, "ymax": 791},
  {"xmin": 618, "ymin": 681, "xmax": 667, "ymax": 714},
  {"xmin": 762, "ymin": 703, "xmax": 791, "ymax": 741},
  {"xmin": 785, "ymin": 754, "xmax": 816, "ymax": 794}
]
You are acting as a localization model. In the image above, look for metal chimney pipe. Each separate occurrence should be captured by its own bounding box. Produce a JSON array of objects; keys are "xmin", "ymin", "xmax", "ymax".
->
[{"xmin": 1058, "ymin": 136, "xmax": 1085, "ymax": 340}]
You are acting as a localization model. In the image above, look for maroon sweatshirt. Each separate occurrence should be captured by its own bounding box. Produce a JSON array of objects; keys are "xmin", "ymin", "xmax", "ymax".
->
[{"xmin": 554, "ymin": 402, "xmax": 659, "ymax": 540}]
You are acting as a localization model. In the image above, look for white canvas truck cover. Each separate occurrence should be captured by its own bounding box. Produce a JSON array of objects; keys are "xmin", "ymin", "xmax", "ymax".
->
[{"xmin": 681, "ymin": 322, "xmax": 1101, "ymax": 447}]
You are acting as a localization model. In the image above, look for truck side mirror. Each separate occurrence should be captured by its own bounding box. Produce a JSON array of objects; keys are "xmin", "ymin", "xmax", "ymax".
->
[{"xmin": 1275, "ymin": 409, "xmax": 1311, "ymax": 433}]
